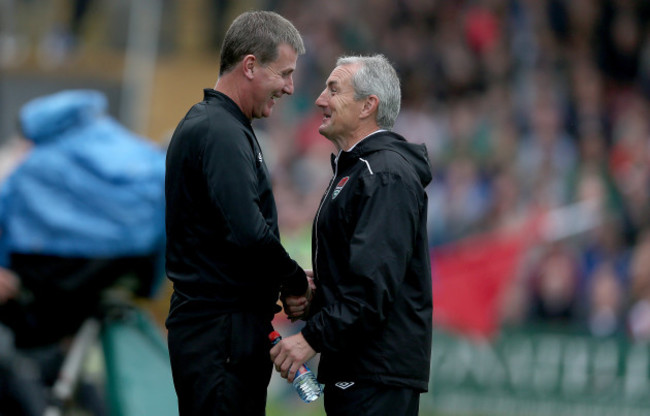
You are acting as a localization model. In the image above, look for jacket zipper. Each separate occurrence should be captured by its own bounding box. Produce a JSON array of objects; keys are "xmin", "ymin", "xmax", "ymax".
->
[{"xmin": 313, "ymin": 158, "xmax": 339, "ymax": 282}]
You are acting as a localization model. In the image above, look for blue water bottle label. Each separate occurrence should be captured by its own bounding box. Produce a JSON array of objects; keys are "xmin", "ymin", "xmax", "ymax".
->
[{"xmin": 297, "ymin": 365, "xmax": 310, "ymax": 376}]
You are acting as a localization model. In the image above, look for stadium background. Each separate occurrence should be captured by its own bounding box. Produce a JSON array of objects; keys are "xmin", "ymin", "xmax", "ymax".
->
[{"xmin": 2, "ymin": 0, "xmax": 650, "ymax": 415}]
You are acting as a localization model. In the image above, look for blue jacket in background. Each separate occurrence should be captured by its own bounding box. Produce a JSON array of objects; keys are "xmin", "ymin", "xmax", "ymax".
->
[{"xmin": 0, "ymin": 89, "xmax": 166, "ymax": 267}]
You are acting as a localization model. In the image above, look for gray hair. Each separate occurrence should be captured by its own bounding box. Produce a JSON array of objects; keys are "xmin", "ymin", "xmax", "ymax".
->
[
  {"xmin": 219, "ymin": 11, "xmax": 305, "ymax": 75},
  {"xmin": 336, "ymin": 54, "xmax": 401, "ymax": 130}
]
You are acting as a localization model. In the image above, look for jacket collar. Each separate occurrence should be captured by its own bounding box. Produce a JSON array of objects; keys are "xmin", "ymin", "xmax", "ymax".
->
[
  {"xmin": 203, "ymin": 88, "xmax": 252, "ymax": 129},
  {"xmin": 329, "ymin": 130, "xmax": 432, "ymax": 187},
  {"xmin": 332, "ymin": 131, "xmax": 404, "ymax": 169},
  {"xmin": 331, "ymin": 130, "xmax": 389, "ymax": 170}
]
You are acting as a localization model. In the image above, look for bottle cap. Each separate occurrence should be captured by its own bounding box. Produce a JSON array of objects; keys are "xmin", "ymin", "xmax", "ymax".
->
[{"xmin": 268, "ymin": 331, "xmax": 282, "ymax": 342}]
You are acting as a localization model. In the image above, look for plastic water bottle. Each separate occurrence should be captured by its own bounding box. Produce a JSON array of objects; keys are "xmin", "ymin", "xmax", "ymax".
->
[{"xmin": 269, "ymin": 331, "xmax": 322, "ymax": 403}]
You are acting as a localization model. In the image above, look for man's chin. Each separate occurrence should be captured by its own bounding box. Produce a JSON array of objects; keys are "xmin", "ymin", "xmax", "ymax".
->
[
  {"xmin": 318, "ymin": 125, "xmax": 332, "ymax": 139},
  {"xmin": 255, "ymin": 108, "xmax": 273, "ymax": 119}
]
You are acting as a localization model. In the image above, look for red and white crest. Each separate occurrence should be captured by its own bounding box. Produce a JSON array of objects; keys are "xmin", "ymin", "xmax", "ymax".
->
[{"xmin": 332, "ymin": 176, "xmax": 349, "ymax": 199}]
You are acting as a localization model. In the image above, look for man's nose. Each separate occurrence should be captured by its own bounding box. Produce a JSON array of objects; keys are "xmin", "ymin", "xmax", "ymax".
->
[
  {"xmin": 315, "ymin": 89, "xmax": 327, "ymax": 107},
  {"xmin": 283, "ymin": 76, "xmax": 294, "ymax": 95}
]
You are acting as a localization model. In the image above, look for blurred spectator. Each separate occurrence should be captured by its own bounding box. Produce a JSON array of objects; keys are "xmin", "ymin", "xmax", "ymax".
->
[
  {"xmin": 427, "ymin": 156, "xmax": 490, "ymax": 245},
  {"xmin": 37, "ymin": 0, "xmax": 95, "ymax": 68},
  {"xmin": 0, "ymin": 0, "xmax": 94, "ymax": 68},
  {"xmin": 516, "ymin": 87, "xmax": 577, "ymax": 207},
  {"xmin": 608, "ymin": 91, "xmax": 650, "ymax": 237},
  {"xmin": 585, "ymin": 261, "xmax": 625, "ymax": 337},
  {"xmin": 526, "ymin": 242, "xmax": 581, "ymax": 325},
  {"xmin": 576, "ymin": 218, "xmax": 631, "ymax": 311},
  {"xmin": 479, "ymin": 167, "xmax": 526, "ymax": 232},
  {"xmin": 0, "ymin": 89, "xmax": 166, "ymax": 415},
  {"xmin": 565, "ymin": 59, "xmax": 610, "ymax": 146},
  {"xmin": 0, "ymin": 0, "xmax": 28, "ymax": 67},
  {"xmin": 596, "ymin": 0, "xmax": 644, "ymax": 88},
  {"xmin": 0, "ymin": 89, "xmax": 166, "ymax": 345}
]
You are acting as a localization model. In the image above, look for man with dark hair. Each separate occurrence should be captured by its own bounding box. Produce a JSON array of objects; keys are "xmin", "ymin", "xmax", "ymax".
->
[
  {"xmin": 271, "ymin": 55, "xmax": 433, "ymax": 416},
  {"xmin": 164, "ymin": 10, "xmax": 310, "ymax": 416}
]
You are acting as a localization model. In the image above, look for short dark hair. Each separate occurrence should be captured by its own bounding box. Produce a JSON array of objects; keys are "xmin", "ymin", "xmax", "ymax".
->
[{"xmin": 219, "ymin": 11, "xmax": 305, "ymax": 75}]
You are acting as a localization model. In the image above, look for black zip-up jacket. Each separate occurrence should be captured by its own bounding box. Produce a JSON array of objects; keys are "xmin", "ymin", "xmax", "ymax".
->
[
  {"xmin": 165, "ymin": 89, "xmax": 306, "ymax": 317},
  {"xmin": 301, "ymin": 130, "xmax": 433, "ymax": 391}
]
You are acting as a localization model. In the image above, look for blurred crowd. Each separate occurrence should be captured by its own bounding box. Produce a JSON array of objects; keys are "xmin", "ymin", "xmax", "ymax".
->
[{"xmin": 5, "ymin": 0, "xmax": 650, "ymax": 344}]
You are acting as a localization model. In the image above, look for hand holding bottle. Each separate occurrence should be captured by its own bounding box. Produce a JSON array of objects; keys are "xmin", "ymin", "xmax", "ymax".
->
[{"xmin": 269, "ymin": 330, "xmax": 321, "ymax": 403}]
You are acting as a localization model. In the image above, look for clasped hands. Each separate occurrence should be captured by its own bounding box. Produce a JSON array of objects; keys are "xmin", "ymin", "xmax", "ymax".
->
[{"xmin": 281, "ymin": 270, "xmax": 316, "ymax": 322}]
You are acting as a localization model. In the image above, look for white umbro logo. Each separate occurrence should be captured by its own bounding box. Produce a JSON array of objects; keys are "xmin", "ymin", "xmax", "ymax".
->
[
  {"xmin": 334, "ymin": 381, "xmax": 355, "ymax": 390},
  {"xmin": 257, "ymin": 152, "xmax": 263, "ymax": 163}
]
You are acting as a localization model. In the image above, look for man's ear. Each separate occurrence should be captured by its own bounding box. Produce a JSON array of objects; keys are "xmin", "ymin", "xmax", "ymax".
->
[
  {"xmin": 242, "ymin": 54, "xmax": 256, "ymax": 80},
  {"xmin": 360, "ymin": 95, "xmax": 379, "ymax": 119}
]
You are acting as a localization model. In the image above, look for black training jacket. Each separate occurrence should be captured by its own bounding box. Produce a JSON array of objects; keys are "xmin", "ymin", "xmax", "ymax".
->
[
  {"xmin": 301, "ymin": 131, "xmax": 433, "ymax": 392},
  {"xmin": 165, "ymin": 89, "xmax": 306, "ymax": 317}
]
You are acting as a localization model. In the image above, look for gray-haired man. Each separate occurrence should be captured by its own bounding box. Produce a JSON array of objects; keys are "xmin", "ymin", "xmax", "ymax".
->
[{"xmin": 271, "ymin": 54, "xmax": 433, "ymax": 415}]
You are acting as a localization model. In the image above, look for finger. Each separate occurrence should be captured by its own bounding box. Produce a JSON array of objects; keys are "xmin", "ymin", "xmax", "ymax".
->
[
  {"xmin": 285, "ymin": 296, "xmax": 307, "ymax": 306},
  {"xmin": 270, "ymin": 343, "xmax": 280, "ymax": 361},
  {"xmin": 271, "ymin": 343, "xmax": 287, "ymax": 365},
  {"xmin": 288, "ymin": 309, "xmax": 304, "ymax": 318},
  {"xmin": 280, "ymin": 359, "xmax": 291, "ymax": 379},
  {"xmin": 272, "ymin": 349, "xmax": 285, "ymax": 371},
  {"xmin": 286, "ymin": 301, "xmax": 306, "ymax": 312},
  {"xmin": 285, "ymin": 301, "xmax": 306, "ymax": 316},
  {"xmin": 287, "ymin": 312, "xmax": 305, "ymax": 322},
  {"xmin": 286, "ymin": 310, "xmax": 301, "ymax": 319},
  {"xmin": 287, "ymin": 364, "xmax": 299, "ymax": 383}
]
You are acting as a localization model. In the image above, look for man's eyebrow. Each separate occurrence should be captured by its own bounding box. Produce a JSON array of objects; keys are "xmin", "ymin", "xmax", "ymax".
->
[{"xmin": 327, "ymin": 80, "xmax": 339, "ymax": 88}]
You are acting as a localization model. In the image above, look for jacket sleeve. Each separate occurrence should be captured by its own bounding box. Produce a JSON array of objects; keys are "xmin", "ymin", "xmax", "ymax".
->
[
  {"xmin": 202, "ymin": 129, "xmax": 306, "ymax": 294},
  {"xmin": 302, "ymin": 171, "xmax": 423, "ymax": 352}
]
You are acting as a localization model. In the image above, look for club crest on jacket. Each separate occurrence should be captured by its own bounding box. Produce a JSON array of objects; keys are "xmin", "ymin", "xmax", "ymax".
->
[{"xmin": 332, "ymin": 176, "xmax": 349, "ymax": 199}]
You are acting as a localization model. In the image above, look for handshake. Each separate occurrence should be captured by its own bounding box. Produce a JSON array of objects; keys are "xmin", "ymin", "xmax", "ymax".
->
[{"xmin": 281, "ymin": 270, "xmax": 316, "ymax": 322}]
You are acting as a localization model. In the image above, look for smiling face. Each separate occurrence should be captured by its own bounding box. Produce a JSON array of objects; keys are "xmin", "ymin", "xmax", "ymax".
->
[
  {"xmin": 251, "ymin": 43, "xmax": 298, "ymax": 119},
  {"xmin": 315, "ymin": 63, "xmax": 365, "ymax": 147}
]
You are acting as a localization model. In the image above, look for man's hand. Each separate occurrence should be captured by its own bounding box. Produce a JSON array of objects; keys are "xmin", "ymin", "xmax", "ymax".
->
[
  {"xmin": 283, "ymin": 270, "xmax": 316, "ymax": 321},
  {"xmin": 270, "ymin": 332, "xmax": 317, "ymax": 383},
  {"xmin": 0, "ymin": 267, "xmax": 19, "ymax": 304}
]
